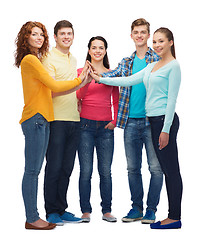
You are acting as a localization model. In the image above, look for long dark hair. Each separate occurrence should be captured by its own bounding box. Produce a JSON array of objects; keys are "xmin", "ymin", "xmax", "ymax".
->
[
  {"xmin": 154, "ymin": 27, "xmax": 176, "ymax": 58},
  {"xmin": 86, "ymin": 36, "xmax": 110, "ymax": 69}
]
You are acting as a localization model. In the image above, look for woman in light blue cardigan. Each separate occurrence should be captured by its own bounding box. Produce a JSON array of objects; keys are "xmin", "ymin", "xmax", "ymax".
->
[{"xmin": 90, "ymin": 27, "xmax": 183, "ymax": 229}]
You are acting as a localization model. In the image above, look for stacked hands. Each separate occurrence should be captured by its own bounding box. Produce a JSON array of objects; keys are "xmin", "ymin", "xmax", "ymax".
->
[{"xmin": 79, "ymin": 60, "xmax": 100, "ymax": 84}]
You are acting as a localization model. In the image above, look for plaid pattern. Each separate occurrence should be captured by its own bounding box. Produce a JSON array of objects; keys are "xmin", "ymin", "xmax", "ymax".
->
[{"xmin": 102, "ymin": 47, "xmax": 160, "ymax": 129}]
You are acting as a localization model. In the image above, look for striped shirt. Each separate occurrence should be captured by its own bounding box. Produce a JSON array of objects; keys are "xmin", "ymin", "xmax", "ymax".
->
[{"xmin": 101, "ymin": 47, "xmax": 160, "ymax": 128}]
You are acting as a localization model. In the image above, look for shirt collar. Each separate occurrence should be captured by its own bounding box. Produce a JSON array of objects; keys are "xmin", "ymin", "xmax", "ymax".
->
[
  {"xmin": 129, "ymin": 47, "xmax": 154, "ymax": 59},
  {"xmin": 52, "ymin": 47, "xmax": 71, "ymax": 57}
]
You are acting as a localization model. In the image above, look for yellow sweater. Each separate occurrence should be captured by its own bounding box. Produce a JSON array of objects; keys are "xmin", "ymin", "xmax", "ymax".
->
[{"xmin": 19, "ymin": 54, "xmax": 82, "ymax": 124}]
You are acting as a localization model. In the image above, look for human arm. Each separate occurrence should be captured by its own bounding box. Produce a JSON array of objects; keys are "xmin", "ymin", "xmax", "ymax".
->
[
  {"xmin": 52, "ymin": 84, "xmax": 80, "ymax": 97},
  {"xmin": 109, "ymin": 86, "xmax": 119, "ymax": 127},
  {"xmin": 104, "ymin": 86, "xmax": 119, "ymax": 130},
  {"xmin": 76, "ymin": 68, "xmax": 92, "ymax": 100},
  {"xmin": 88, "ymin": 59, "xmax": 145, "ymax": 86},
  {"xmin": 51, "ymin": 61, "xmax": 92, "ymax": 97},
  {"xmin": 22, "ymin": 55, "xmax": 83, "ymax": 92},
  {"xmin": 159, "ymin": 62, "xmax": 181, "ymax": 150},
  {"xmin": 162, "ymin": 62, "xmax": 181, "ymax": 134},
  {"xmin": 52, "ymin": 74, "xmax": 91, "ymax": 97},
  {"xmin": 94, "ymin": 68, "xmax": 146, "ymax": 87},
  {"xmin": 100, "ymin": 60, "xmax": 124, "ymax": 78}
]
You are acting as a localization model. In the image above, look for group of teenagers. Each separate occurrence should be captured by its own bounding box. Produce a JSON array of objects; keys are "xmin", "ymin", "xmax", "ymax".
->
[{"xmin": 14, "ymin": 18, "xmax": 183, "ymax": 230}]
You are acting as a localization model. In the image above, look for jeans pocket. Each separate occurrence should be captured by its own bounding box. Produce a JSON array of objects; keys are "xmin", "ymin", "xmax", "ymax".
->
[
  {"xmin": 105, "ymin": 127, "xmax": 114, "ymax": 132},
  {"xmin": 104, "ymin": 128, "xmax": 114, "ymax": 139},
  {"xmin": 35, "ymin": 113, "xmax": 47, "ymax": 126},
  {"xmin": 80, "ymin": 118, "xmax": 92, "ymax": 130},
  {"xmin": 80, "ymin": 122, "xmax": 89, "ymax": 130}
]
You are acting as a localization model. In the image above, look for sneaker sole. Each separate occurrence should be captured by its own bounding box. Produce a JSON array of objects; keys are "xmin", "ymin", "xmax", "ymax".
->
[
  {"xmin": 122, "ymin": 217, "xmax": 143, "ymax": 222},
  {"xmin": 47, "ymin": 221, "xmax": 64, "ymax": 226},
  {"xmin": 82, "ymin": 218, "xmax": 90, "ymax": 223},
  {"xmin": 141, "ymin": 219, "xmax": 155, "ymax": 224},
  {"xmin": 55, "ymin": 222, "xmax": 64, "ymax": 226},
  {"xmin": 62, "ymin": 220, "xmax": 83, "ymax": 223},
  {"xmin": 102, "ymin": 217, "xmax": 117, "ymax": 223},
  {"xmin": 47, "ymin": 220, "xmax": 64, "ymax": 226}
]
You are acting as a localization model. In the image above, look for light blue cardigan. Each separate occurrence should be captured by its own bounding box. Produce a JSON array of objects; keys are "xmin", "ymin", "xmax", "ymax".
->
[{"xmin": 100, "ymin": 60, "xmax": 181, "ymax": 133}]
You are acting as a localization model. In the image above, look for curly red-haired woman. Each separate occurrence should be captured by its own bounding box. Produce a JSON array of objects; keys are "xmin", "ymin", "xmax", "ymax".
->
[{"xmin": 15, "ymin": 21, "xmax": 87, "ymax": 230}]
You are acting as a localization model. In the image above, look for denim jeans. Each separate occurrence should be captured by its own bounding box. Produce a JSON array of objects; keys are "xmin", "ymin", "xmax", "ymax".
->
[
  {"xmin": 21, "ymin": 113, "xmax": 50, "ymax": 223},
  {"xmin": 149, "ymin": 113, "xmax": 183, "ymax": 220},
  {"xmin": 124, "ymin": 118, "xmax": 163, "ymax": 212},
  {"xmin": 44, "ymin": 121, "xmax": 80, "ymax": 217},
  {"xmin": 78, "ymin": 118, "xmax": 114, "ymax": 214}
]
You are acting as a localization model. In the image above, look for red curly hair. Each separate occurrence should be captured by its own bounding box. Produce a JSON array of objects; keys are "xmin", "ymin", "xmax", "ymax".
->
[{"xmin": 14, "ymin": 21, "xmax": 49, "ymax": 68}]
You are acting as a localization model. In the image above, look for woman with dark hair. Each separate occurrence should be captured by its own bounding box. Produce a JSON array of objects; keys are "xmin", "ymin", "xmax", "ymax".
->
[
  {"xmin": 77, "ymin": 36, "xmax": 119, "ymax": 222},
  {"xmin": 90, "ymin": 28, "xmax": 183, "ymax": 229},
  {"xmin": 15, "ymin": 21, "xmax": 88, "ymax": 230},
  {"xmin": 86, "ymin": 36, "xmax": 110, "ymax": 69}
]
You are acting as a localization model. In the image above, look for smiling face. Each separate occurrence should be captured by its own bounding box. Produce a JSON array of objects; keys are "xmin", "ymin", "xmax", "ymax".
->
[
  {"xmin": 88, "ymin": 39, "xmax": 107, "ymax": 62},
  {"xmin": 28, "ymin": 27, "xmax": 45, "ymax": 51},
  {"xmin": 152, "ymin": 32, "xmax": 173, "ymax": 58},
  {"xmin": 54, "ymin": 27, "xmax": 74, "ymax": 53},
  {"xmin": 131, "ymin": 25, "xmax": 150, "ymax": 48}
]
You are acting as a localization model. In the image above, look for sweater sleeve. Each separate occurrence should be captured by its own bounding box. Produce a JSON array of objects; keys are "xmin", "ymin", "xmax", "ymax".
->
[
  {"xmin": 100, "ymin": 67, "xmax": 146, "ymax": 87},
  {"xmin": 22, "ymin": 55, "xmax": 82, "ymax": 92},
  {"xmin": 162, "ymin": 62, "xmax": 181, "ymax": 133},
  {"xmin": 101, "ymin": 60, "xmax": 123, "ymax": 77}
]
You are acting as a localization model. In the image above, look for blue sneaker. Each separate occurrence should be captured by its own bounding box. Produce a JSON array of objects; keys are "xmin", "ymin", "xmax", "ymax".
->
[
  {"xmin": 60, "ymin": 212, "xmax": 83, "ymax": 223},
  {"xmin": 122, "ymin": 208, "xmax": 143, "ymax": 222},
  {"xmin": 47, "ymin": 213, "xmax": 64, "ymax": 226},
  {"xmin": 141, "ymin": 210, "xmax": 156, "ymax": 224}
]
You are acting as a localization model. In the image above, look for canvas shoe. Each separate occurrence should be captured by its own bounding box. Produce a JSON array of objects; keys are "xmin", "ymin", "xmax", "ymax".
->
[
  {"xmin": 122, "ymin": 208, "xmax": 143, "ymax": 222},
  {"xmin": 60, "ymin": 211, "xmax": 83, "ymax": 223},
  {"xmin": 141, "ymin": 210, "xmax": 156, "ymax": 224},
  {"xmin": 47, "ymin": 213, "xmax": 64, "ymax": 226}
]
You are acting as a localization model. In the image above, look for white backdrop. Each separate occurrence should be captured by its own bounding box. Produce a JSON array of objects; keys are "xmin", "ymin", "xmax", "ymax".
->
[{"xmin": 1, "ymin": 0, "xmax": 197, "ymax": 239}]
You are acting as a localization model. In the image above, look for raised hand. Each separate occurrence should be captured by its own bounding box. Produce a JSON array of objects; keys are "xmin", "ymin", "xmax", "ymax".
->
[
  {"xmin": 89, "ymin": 69, "xmax": 100, "ymax": 82},
  {"xmin": 79, "ymin": 61, "xmax": 91, "ymax": 82},
  {"xmin": 87, "ymin": 61, "xmax": 101, "ymax": 82}
]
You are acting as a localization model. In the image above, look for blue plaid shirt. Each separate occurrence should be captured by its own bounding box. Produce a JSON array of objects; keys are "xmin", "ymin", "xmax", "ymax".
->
[{"xmin": 101, "ymin": 47, "xmax": 160, "ymax": 129}]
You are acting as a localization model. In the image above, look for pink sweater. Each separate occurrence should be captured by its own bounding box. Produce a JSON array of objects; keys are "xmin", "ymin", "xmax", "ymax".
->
[{"xmin": 77, "ymin": 68, "xmax": 119, "ymax": 126}]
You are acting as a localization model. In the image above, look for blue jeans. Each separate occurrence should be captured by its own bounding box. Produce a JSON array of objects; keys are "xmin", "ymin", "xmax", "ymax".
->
[
  {"xmin": 44, "ymin": 121, "xmax": 80, "ymax": 217},
  {"xmin": 124, "ymin": 118, "xmax": 163, "ymax": 212},
  {"xmin": 21, "ymin": 113, "xmax": 50, "ymax": 223},
  {"xmin": 78, "ymin": 118, "xmax": 114, "ymax": 214},
  {"xmin": 149, "ymin": 113, "xmax": 183, "ymax": 220}
]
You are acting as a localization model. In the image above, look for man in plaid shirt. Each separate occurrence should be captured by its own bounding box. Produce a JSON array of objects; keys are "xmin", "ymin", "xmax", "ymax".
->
[{"xmin": 102, "ymin": 18, "xmax": 163, "ymax": 224}]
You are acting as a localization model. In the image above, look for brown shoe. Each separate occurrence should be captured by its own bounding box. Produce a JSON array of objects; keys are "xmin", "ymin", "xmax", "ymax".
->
[{"xmin": 25, "ymin": 222, "xmax": 56, "ymax": 230}]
